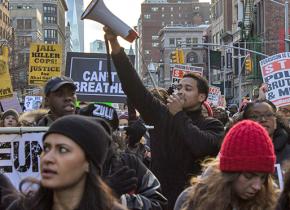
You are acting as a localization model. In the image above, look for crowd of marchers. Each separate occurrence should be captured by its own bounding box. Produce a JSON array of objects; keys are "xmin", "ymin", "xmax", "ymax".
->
[{"xmin": 1, "ymin": 27, "xmax": 290, "ymax": 210}]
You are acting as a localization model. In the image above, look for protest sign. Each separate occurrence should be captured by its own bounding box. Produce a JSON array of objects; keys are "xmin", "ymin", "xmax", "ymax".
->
[
  {"xmin": 260, "ymin": 52, "xmax": 290, "ymax": 107},
  {"xmin": 0, "ymin": 46, "xmax": 13, "ymax": 99},
  {"xmin": 172, "ymin": 64, "xmax": 203, "ymax": 84},
  {"xmin": 65, "ymin": 52, "xmax": 128, "ymax": 103},
  {"xmin": 207, "ymin": 86, "xmax": 221, "ymax": 106},
  {"xmin": 24, "ymin": 96, "xmax": 43, "ymax": 112},
  {"xmin": 0, "ymin": 92, "xmax": 22, "ymax": 113},
  {"xmin": 0, "ymin": 132, "xmax": 44, "ymax": 188},
  {"xmin": 28, "ymin": 43, "xmax": 62, "ymax": 86}
]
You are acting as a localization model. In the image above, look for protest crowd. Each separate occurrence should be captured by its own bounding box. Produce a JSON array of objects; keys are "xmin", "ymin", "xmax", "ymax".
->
[{"xmin": 2, "ymin": 28, "xmax": 290, "ymax": 210}]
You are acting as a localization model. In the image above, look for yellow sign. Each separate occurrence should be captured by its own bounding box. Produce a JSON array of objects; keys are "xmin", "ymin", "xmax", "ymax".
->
[
  {"xmin": 0, "ymin": 46, "xmax": 13, "ymax": 99},
  {"xmin": 28, "ymin": 43, "xmax": 62, "ymax": 86}
]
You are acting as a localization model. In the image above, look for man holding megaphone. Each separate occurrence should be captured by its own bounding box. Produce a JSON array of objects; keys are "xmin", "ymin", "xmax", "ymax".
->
[{"xmin": 104, "ymin": 27, "xmax": 224, "ymax": 210}]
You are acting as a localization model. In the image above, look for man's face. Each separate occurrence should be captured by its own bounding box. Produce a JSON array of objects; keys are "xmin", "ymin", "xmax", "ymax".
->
[
  {"xmin": 176, "ymin": 77, "xmax": 206, "ymax": 110},
  {"xmin": 46, "ymin": 84, "xmax": 77, "ymax": 118}
]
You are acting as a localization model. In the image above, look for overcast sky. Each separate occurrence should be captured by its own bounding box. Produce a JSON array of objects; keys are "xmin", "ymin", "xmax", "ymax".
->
[{"xmin": 83, "ymin": 0, "xmax": 210, "ymax": 51}]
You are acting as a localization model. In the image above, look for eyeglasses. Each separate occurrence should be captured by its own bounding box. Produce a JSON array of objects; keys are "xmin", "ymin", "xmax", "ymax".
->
[
  {"xmin": 279, "ymin": 108, "xmax": 290, "ymax": 114},
  {"xmin": 247, "ymin": 113, "xmax": 276, "ymax": 121}
]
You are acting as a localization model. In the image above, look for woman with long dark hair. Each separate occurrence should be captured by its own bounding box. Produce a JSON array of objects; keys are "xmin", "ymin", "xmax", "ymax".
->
[{"xmin": 5, "ymin": 115, "xmax": 127, "ymax": 210}]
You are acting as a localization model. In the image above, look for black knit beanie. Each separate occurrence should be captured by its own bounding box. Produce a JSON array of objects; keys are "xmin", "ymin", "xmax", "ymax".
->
[
  {"xmin": 79, "ymin": 103, "xmax": 119, "ymax": 131},
  {"xmin": 43, "ymin": 115, "xmax": 112, "ymax": 174}
]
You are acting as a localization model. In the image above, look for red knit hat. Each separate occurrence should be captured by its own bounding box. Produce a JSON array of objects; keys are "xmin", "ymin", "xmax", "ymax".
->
[{"xmin": 219, "ymin": 120, "xmax": 276, "ymax": 173}]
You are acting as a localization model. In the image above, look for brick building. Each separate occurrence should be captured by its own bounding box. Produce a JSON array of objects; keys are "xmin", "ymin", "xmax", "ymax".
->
[{"xmin": 138, "ymin": 0, "xmax": 210, "ymax": 81}]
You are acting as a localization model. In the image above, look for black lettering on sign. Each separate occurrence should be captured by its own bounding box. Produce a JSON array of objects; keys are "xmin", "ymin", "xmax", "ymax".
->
[
  {"xmin": 0, "ymin": 142, "xmax": 12, "ymax": 172},
  {"xmin": 0, "ymin": 141, "xmax": 43, "ymax": 173}
]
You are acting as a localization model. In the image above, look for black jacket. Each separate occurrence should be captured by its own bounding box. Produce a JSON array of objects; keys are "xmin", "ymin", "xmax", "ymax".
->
[
  {"xmin": 0, "ymin": 173, "xmax": 18, "ymax": 210},
  {"xmin": 273, "ymin": 127, "xmax": 290, "ymax": 165},
  {"xmin": 112, "ymin": 49, "xmax": 224, "ymax": 209},
  {"xmin": 103, "ymin": 152, "xmax": 167, "ymax": 210}
]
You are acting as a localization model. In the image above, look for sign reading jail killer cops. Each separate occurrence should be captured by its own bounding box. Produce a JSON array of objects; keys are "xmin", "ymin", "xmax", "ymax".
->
[
  {"xmin": 65, "ymin": 52, "xmax": 128, "ymax": 103},
  {"xmin": 28, "ymin": 43, "xmax": 62, "ymax": 86},
  {"xmin": 0, "ymin": 46, "xmax": 13, "ymax": 99},
  {"xmin": 0, "ymin": 132, "xmax": 44, "ymax": 188},
  {"xmin": 171, "ymin": 64, "xmax": 203, "ymax": 85},
  {"xmin": 260, "ymin": 52, "xmax": 290, "ymax": 107}
]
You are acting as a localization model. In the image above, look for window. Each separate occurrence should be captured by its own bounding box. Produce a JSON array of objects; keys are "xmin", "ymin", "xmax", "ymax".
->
[
  {"xmin": 176, "ymin": 38, "xmax": 182, "ymax": 46},
  {"xmin": 192, "ymin": 37, "xmax": 198, "ymax": 43},
  {"xmin": 169, "ymin": 38, "xmax": 175, "ymax": 45},
  {"xmin": 162, "ymin": 14, "xmax": 165, "ymax": 18},
  {"xmin": 171, "ymin": 14, "xmax": 173, "ymax": 18},
  {"xmin": 17, "ymin": 19, "xmax": 24, "ymax": 29},
  {"xmin": 44, "ymin": 29, "xmax": 58, "ymax": 39},
  {"xmin": 161, "ymin": 7, "xmax": 164, "ymax": 11},
  {"xmin": 145, "ymin": 50, "xmax": 150, "ymax": 55},
  {"xmin": 25, "ymin": 19, "xmax": 32, "ymax": 29},
  {"xmin": 186, "ymin": 38, "xmax": 191, "ymax": 47},
  {"xmin": 151, "ymin": 7, "xmax": 158, "ymax": 12},
  {"xmin": 179, "ymin": 13, "xmax": 182, "ymax": 18},
  {"xmin": 144, "ymin": 14, "xmax": 151, "ymax": 19},
  {"xmin": 152, "ymin": 35, "xmax": 159, "ymax": 41},
  {"xmin": 152, "ymin": 42, "xmax": 159, "ymax": 47},
  {"xmin": 170, "ymin": 7, "xmax": 173, "ymax": 12}
]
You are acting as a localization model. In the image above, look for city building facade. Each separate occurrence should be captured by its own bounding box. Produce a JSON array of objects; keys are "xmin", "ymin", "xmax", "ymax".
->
[
  {"xmin": 9, "ymin": 0, "xmax": 68, "ymax": 97},
  {"xmin": 138, "ymin": 0, "xmax": 210, "ymax": 83}
]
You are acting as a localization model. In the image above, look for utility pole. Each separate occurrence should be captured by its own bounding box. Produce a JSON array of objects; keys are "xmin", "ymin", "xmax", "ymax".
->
[
  {"xmin": 238, "ymin": 45, "xmax": 242, "ymax": 106},
  {"xmin": 208, "ymin": 46, "xmax": 211, "ymax": 85},
  {"xmin": 224, "ymin": 49, "xmax": 227, "ymax": 98},
  {"xmin": 286, "ymin": 0, "xmax": 289, "ymax": 51}
]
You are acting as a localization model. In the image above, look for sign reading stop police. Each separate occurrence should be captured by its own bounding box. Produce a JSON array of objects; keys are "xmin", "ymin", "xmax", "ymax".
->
[{"xmin": 28, "ymin": 43, "xmax": 62, "ymax": 86}]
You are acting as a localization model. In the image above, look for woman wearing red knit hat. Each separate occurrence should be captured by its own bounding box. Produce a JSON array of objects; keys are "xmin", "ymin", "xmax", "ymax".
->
[{"xmin": 174, "ymin": 120, "xmax": 278, "ymax": 210}]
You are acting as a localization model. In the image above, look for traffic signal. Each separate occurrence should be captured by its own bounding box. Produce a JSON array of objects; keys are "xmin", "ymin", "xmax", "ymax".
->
[
  {"xmin": 178, "ymin": 49, "xmax": 184, "ymax": 64},
  {"xmin": 245, "ymin": 57, "xmax": 253, "ymax": 74},
  {"xmin": 171, "ymin": 49, "xmax": 179, "ymax": 64}
]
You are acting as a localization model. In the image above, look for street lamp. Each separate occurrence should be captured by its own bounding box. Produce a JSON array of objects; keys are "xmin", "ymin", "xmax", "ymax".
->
[{"xmin": 270, "ymin": 0, "xmax": 289, "ymax": 52}]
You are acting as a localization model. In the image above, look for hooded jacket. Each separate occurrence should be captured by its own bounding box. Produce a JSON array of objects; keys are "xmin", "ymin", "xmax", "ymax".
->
[{"xmin": 111, "ymin": 49, "xmax": 224, "ymax": 209}]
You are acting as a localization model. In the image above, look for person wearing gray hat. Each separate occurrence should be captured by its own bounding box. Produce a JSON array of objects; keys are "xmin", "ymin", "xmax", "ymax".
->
[{"xmin": 38, "ymin": 76, "xmax": 77, "ymax": 126}]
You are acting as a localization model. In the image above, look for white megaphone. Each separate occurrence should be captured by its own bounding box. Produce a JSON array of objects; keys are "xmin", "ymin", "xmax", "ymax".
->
[{"xmin": 81, "ymin": 0, "xmax": 139, "ymax": 43}]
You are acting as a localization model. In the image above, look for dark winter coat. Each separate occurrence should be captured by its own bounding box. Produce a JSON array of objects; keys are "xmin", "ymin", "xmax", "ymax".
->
[
  {"xmin": 103, "ymin": 152, "xmax": 167, "ymax": 210},
  {"xmin": 111, "ymin": 49, "xmax": 224, "ymax": 209},
  {"xmin": 273, "ymin": 127, "xmax": 290, "ymax": 165},
  {"xmin": 0, "ymin": 173, "xmax": 18, "ymax": 210}
]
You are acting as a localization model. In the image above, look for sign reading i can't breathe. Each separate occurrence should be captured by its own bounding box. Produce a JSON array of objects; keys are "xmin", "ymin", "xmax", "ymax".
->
[
  {"xmin": 260, "ymin": 52, "xmax": 290, "ymax": 107},
  {"xmin": 65, "ymin": 52, "xmax": 132, "ymax": 103}
]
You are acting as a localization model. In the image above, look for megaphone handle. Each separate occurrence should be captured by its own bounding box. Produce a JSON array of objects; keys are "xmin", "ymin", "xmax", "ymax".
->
[{"xmin": 105, "ymin": 36, "xmax": 112, "ymax": 85}]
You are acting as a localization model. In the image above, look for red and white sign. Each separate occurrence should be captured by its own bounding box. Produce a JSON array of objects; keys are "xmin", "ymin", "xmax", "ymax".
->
[
  {"xmin": 207, "ymin": 86, "xmax": 221, "ymax": 106},
  {"xmin": 172, "ymin": 64, "xmax": 203, "ymax": 84},
  {"xmin": 260, "ymin": 52, "xmax": 290, "ymax": 107}
]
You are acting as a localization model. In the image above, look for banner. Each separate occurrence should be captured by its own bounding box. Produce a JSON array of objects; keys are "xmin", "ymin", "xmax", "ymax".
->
[
  {"xmin": 0, "ymin": 92, "xmax": 22, "ymax": 113},
  {"xmin": 0, "ymin": 46, "xmax": 13, "ymax": 99},
  {"xmin": 207, "ymin": 86, "xmax": 221, "ymax": 106},
  {"xmin": 28, "ymin": 43, "xmax": 62, "ymax": 86},
  {"xmin": 24, "ymin": 96, "xmax": 43, "ymax": 112},
  {"xmin": 260, "ymin": 52, "xmax": 290, "ymax": 107},
  {"xmin": 172, "ymin": 64, "xmax": 203, "ymax": 84},
  {"xmin": 65, "ymin": 52, "xmax": 129, "ymax": 103},
  {"xmin": 0, "ymin": 132, "xmax": 44, "ymax": 188}
]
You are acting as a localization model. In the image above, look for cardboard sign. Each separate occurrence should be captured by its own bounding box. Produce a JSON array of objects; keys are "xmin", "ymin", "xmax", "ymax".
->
[
  {"xmin": 0, "ymin": 133, "xmax": 44, "ymax": 188},
  {"xmin": 260, "ymin": 52, "xmax": 290, "ymax": 107},
  {"xmin": 28, "ymin": 43, "xmax": 62, "ymax": 86},
  {"xmin": 65, "ymin": 52, "xmax": 128, "ymax": 103},
  {"xmin": 24, "ymin": 96, "xmax": 43, "ymax": 112},
  {"xmin": 0, "ymin": 92, "xmax": 22, "ymax": 113},
  {"xmin": 207, "ymin": 86, "xmax": 221, "ymax": 106},
  {"xmin": 172, "ymin": 64, "xmax": 203, "ymax": 84},
  {"xmin": 0, "ymin": 46, "xmax": 13, "ymax": 99}
]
